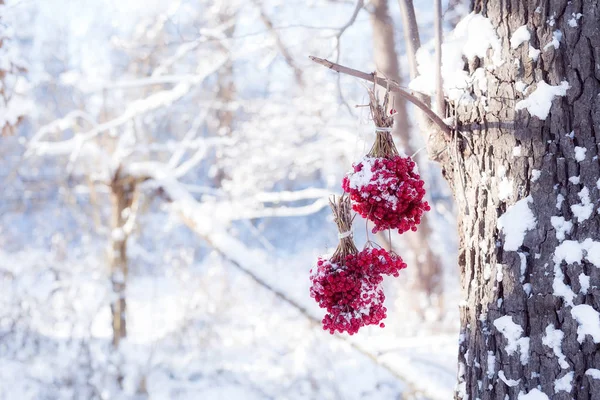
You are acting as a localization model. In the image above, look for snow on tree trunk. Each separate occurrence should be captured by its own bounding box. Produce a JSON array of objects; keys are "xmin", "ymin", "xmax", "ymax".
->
[{"xmin": 433, "ymin": 1, "xmax": 600, "ymax": 399}]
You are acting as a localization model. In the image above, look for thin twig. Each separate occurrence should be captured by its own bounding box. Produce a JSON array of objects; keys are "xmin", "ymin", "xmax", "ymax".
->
[
  {"xmin": 253, "ymin": 0, "xmax": 305, "ymax": 86},
  {"xmin": 309, "ymin": 56, "xmax": 452, "ymax": 139},
  {"xmin": 333, "ymin": 0, "xmax": 365, "ymax": 115},
  {"xmin": 397, "ymin": 0, "xmax": 421, "ymax": 80}
]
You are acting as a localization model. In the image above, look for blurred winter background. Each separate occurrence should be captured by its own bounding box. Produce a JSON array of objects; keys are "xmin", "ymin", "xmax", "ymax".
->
[{"xmin": 0, "ymin": 0, "xmax": 464, "ymax": 398}]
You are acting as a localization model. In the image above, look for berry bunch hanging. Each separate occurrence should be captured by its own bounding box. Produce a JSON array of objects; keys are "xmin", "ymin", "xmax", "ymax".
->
[
  {"xmin": 309, "ymin": 196, "xmax": 407, "ymax": 334},
  {"xmin": 310, "ymin": 80, "xmax": 430, "ymax": 335},
  {"xmin": 342, "ymin": 89, "xmax": 430, "ymax": 234}
]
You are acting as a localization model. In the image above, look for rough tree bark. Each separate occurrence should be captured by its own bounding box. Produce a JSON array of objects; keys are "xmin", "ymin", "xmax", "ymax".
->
[
  {"xmin": 370, "ymin": 0, "xmax": 444, "ymax": 317},
  {"xmin": 435, "ymin": 1, "xmax": 600, "ymax": 399}
]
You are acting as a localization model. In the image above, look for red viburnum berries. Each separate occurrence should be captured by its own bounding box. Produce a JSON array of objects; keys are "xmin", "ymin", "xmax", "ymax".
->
[
  {"xmin": 342, "ymin": 155, "xmax": 430, "ymax": 234},
  {"xmin": 309, "ymin": 248, "xmax": 406, "ymax": 335}
]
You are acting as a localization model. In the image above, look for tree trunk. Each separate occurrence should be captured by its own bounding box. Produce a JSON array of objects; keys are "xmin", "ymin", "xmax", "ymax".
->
[
  {"xmin": 109, "ymin": 167, "xmax": 136, "ymax": 349},
  {"xmin": 371, "ymin": 0, "xmax": 445, "ymax": 317},
  {"xmin": 438, "ymin": 1, "xmax": 600, "ymax": 398}
]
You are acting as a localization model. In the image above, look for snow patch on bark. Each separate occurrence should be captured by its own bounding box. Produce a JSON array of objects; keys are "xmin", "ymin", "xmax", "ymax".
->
[
  {"xmin": 518, "ymin": 389, "xmax": 549, "ymax": 400},
  {"xmin": 410, "ymin": 13, "xmax": 502, "ymax": 104},
  {"xmin": 554, "ymin": 239, "xmax": 600, "ymax": 268},
  {"xmin": 498, "ymin": 370, "xmax": 520, "ymax": 387},
  {"xmin": 543, "ymin": 30, "xmax": 563, "ymax": 51},
  {"xmin": 579, "ymin": 273, "xmax": 590, "ymax": 294},
  {"xmin": 515, "ymin": 81, "xmax": 569, "ymax": 120},
  {"xmin": 554, "ymin": 372, "xmax": 573, "ymax": 393},
  {"xmin": 571, "ymin": 305, "xmax": 600, "ymax": 343},
  {"xmin": 586, "ymin": 369, "xmax": 600, "ymax": 380},
  {"xmin": 571, "ymin": 187, "xmax": 593, "ymax": 222},
  {"xmin": 542, "ymin": 324, "xmax": 568, "ymax": 369},
  {"xmin": 497, "ymin": 196, "xmax": 536, "ymax": 251},
  {"xmin": 550, "ymin": 216, "xmax": 572, "ymax": 242},
  {"xmin": 510, "ymin": 26, "xmax": 531, "ymax": 49},
  {"xmin": 493, "ymin": 316, "xmax": 529, "ymax": 364},
  {"xmin": 528, "ymin": 46, "xmax": 540, "ymax": 61},
  {"xmin": 574, "ymin": 146, "xmax": 587, "ymax": 161}
]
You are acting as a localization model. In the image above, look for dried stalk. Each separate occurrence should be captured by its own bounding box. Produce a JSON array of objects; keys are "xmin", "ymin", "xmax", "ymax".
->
[
  {"xmin": 330, "ymin": 195, "xmax": 358, "ymax": 264},
  {"xmin": 366, "ymin": 86, "xmax": 400, "ymax": 158}
]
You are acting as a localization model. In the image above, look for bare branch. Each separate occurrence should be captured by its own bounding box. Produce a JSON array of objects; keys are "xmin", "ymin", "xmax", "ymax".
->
[
  {"xmin": 309, "ymin": 56, "xmax": 452, "ymax": 139},
  {"xmin": 253, "ymin": 1, "xmax": 305, "ymax": 86},
  {"xmin": 397, "ymin": 0, "xmax": 421, "ymax": 80},
  {"xmin": 336, "ymin": 0, "xmax": 365, "ymax": 40},
  {"xmin": 333, "ymin": 0, "xmax": 365, "ymax": 115}
]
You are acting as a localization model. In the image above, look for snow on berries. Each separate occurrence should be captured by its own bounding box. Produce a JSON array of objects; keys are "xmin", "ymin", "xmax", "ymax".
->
[
  {"xmin": 343, "ymin": 155, "xmax": 430, "ymax": 234},
  {"xmin": 309, "ymin": 195, "xmax": 408, "ymax": 335},
  {"xmin": 310, "ymin": 85, "xmax": 428, "ymax": 335},
  {"xmin": 342, "ymin": 87, "xmax": 430, "ymax": 234},
  {"xmin": 309, "ymin": 247, "xmax": 407, "ymax": 335},
  {"xmin": 309, "ymin": 255, "xmax": 386, "ymax": 335}
]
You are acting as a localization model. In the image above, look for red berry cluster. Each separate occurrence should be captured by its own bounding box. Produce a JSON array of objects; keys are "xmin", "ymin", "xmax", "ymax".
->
[
  {"xmin": 309, "ymin": 248, "xmax": 406, "ymax": 334},
  {"xmin": 342, "ymin": 155, "xmax": 430, "ymax": 234}
]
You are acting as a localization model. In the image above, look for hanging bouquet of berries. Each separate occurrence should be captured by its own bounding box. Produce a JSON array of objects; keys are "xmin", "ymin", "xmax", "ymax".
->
[
  {"xmin": 342, "ymin": 89, "xmax": 430, "ymax": 234},
  {"xmin": 310, "ymin": 79, "xmax": 429, "ymax": 335},
  {"xmin": 309, "ymin": 196, "xmax": 407, "ymax": 335}
]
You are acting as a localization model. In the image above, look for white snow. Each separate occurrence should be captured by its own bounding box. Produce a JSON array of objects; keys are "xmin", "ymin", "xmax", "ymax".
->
[
  {"xmin": 518, "ymin": 389, "xmax": 549, "ymax": 400},
  {"xmin": 586, "ymin": 369, "xmax": 600, "ymax": 380},
  {"xmin": 554, "ymin": 372, "xmax": 573, "ymax": 393},
  {"xmin": 516, "ymin": 81, "xmax": 528, "ymax": 94},
  {"xmin": 497, "ymin": 196, "xmax": 536, "ymax": 251},
  {"xmin": 483, "ymin": 263, "xmax": 492, "ymax": 280},
  {"xmin": 347, "ymin": 156, "xmax": 375, "ymax": 190},
  {"xmin": 542, "ymin": 324, "xmax": 568, "ymax": 369},
  {"xmin": 486, "ymin": 352, "xmax": 496, "ymax": 378},
  {"xmin": 496, "ymin": 264, "xmax": 504, "ymax": 282},
  {"xmin": 550, "ymin": 216, "xmax": 572, "ymax": 241},
  {"xmin": 569, "ymin": 176, "xmax": 580, "ymax": 184},
  {"xmin": 571, "ymin": 305, "xmax": 600, "ymax": 343},
  {"xmin": 556, "ymin": 194, "xmax": 565, "ymax": 209},
  {"xmin": 515, "ymin": 81, "xmax": 569, "ymax": 120},
  {"xmin": 571, "ymin": 187, "xmax": 593, "ymax": 222},
  {"xmin": 579, "ymin": 273, "xmax": 590, "ymax": 294},
  {"xmin": 528, "ymin": 46, "xmax": 541, "ymax": 61},
  {"xmin": 493, "ymin": 316, "xmax": 529, "ymax": 364},
  {"xmin": 511, "ymin": 26, "xmax": 531, "ymax": 49},
  {"xmin": 543, "ymin": 30, "xmax": 563, "ymax": 51},
  {"xmin": 531, "ymin": 169, "xmax": 541, "ymax": 182},
  {"xmin": 554, "ymin": 239, "xmax": 600, "ymax": 268},
  {"xmin": 568, "ymin": 13, "xmax": 583, "ymax": 27},
  {"xmin": 553, "ymin": 247, "xmax": 577, "ymax": 306},
  {"xmin": 498, "ymin": 370, "xmax": 520, "ymax": 387},
  {"xmin": 410, "ymin": 13, "xmax": 502, "ymax": 104},
  {"xmin": 498, "ymin": 177, "xmax": 513, "ymax": 201},
  {"xmin": 494, "ymin": 316, "xmax": 523, "ymax": 352},
  {"xmin": 574, "ymin": 146, "xmax": 587, "ymax": 161},
  {"xmin": 513, "ymin": 146, "xmax": 522, "ymax": 156}
]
